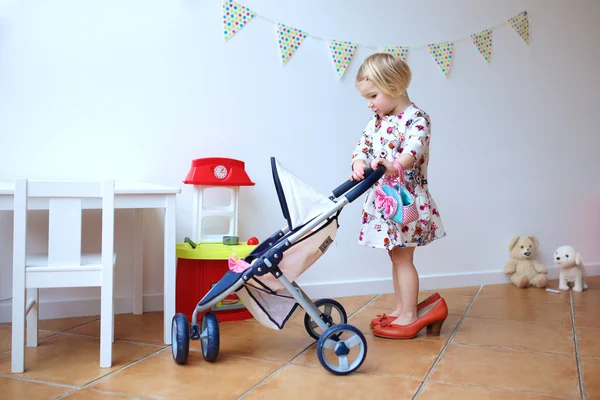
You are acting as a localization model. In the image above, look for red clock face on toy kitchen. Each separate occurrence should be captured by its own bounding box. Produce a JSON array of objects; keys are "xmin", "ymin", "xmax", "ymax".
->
[{"xmin": 213, "ymin": 165, "xmax": 228, "ymax": 180}]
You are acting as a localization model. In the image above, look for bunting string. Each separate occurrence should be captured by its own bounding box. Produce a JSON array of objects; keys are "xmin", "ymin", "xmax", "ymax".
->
[{"xmin": 222, "ymin": 1, "xmax": 530, "ymax": 79}]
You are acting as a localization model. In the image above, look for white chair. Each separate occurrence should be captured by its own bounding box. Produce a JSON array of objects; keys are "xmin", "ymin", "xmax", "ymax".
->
[{"xmin": 11, "ymin": 179, "xmax": 116, "ymax": 372}]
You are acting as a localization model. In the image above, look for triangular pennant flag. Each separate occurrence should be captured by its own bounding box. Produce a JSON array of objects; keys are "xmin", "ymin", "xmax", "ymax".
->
[
  {"xmin": 222, "ymin": 0, "xmax": 256, "ymax": 41},
  {"xmin": 276, "ymin": 23, "xmax": 308, "ymax": 66},
  {"xmin": 508, "ymin": 11, "xmax": 530, "ymax": 44},
  {"xmin": 428, "ymin": 42, "xmax": 453, "ymax": 77},
  {"xmin": 470, "ymin": 29, "xmax": 493, "ymax": 63},
  {"xmin": 383, "ymin": 46, "xmax": 409, "ymax": 62},
  {"xmin": 327, "ymin": 40, "xmax": 358, "ymax": 79}
]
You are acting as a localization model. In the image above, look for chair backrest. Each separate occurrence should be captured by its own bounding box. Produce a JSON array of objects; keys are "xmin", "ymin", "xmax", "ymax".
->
[{"xmin": 13, "ymin": 180, "xmax": 115, "ymax": 267}]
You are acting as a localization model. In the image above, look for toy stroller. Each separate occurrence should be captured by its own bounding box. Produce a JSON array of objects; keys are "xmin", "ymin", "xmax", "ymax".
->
[{"xmin": 171, "ymin": 157, "xmax": 385, "ymax": 375}]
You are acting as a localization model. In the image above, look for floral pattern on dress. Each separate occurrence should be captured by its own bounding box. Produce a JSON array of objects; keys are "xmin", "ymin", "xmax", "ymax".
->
[{"xmin": 351, "ymin": 103, "xmax": 446, "ymax": 250}]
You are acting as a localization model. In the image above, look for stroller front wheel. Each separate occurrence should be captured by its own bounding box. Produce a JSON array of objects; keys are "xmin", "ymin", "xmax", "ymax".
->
[
  {"xmin": 171, "ymin": 313, "xmax": 190, "ymax": 365},
  {"xmin": 304, "ymin": 298, "xmax": 347, "ymax": 340},
  {"xmin": 201, "ymin": 312, "xmax": 220, "ymax": 362},
  {"xmin": 316, "ymin": 324, "xmax": 367, "ymax": 375}
]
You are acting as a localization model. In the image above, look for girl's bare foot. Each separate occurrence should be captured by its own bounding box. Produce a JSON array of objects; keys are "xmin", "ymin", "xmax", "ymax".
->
[
  {"xmin": 387, "ymin": 308, "xmax": 402, "ymax": 318},
  {"xmin": 393, "ymin": 314, "xmax": 417, "ymax": 325}
]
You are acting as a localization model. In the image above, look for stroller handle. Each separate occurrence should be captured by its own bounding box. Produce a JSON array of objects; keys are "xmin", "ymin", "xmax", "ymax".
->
[{"xmin": 332, "ymin": 165, "xmax": 386, "ymax": 203}]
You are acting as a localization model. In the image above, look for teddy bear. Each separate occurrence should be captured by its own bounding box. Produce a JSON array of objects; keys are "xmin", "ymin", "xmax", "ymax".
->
[
  {"xmin": 554, "ymin": 245, "xmax": 588, "ymax": 292},
  {"xmin": 503, "ymin": 235, "xmax": 548, "ymax": 288}
]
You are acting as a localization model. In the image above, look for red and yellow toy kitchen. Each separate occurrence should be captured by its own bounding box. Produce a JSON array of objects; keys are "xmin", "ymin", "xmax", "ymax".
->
[{"xmin": 175, "ymin": 157, "xmax": 258, "ymax": 322}]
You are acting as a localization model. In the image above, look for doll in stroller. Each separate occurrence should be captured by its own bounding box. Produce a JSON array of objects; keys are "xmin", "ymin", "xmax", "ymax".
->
[{"xmin": 171, "ymin": 157, "xmax": 385, "ymax": 375}]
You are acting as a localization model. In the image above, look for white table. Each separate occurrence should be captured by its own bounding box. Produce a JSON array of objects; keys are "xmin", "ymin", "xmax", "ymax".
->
[{"xmin": 0, "ymin": 181, "xmax": 181, "ymax": 345}]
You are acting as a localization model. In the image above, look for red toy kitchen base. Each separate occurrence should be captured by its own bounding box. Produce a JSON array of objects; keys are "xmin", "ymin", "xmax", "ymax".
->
[{"xmin": 175, "ymin": 243, "xmax": 255, "ymax": 323}]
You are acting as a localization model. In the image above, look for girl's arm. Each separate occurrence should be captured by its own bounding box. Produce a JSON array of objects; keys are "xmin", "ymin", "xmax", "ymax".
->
[
  {"xmin": 351, "ymin": 131, "xmax": 373, "ymax": 167},
  {"xmin": 372, "ymin": 113, "xmax": 430, "ymax": 175},
  {"xmin": 400, "ymin": 113, "xmax": 431, "ymax": 169},
  {"xmin": 370, "ymin": 154, "xmax": 412, "ymax": 176},
  {"xmin": 351, "ymin": 121, "xmax": 374, "ymax": 180}
]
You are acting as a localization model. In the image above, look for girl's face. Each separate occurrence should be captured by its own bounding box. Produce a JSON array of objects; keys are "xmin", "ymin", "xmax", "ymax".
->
[{"xmin": 356, "ymin": 79, "xmax": 402, "ymax": 116}]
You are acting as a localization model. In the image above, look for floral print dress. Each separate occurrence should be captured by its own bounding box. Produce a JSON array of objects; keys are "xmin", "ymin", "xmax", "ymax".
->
[{"xmin": 351, "ymin": 103, "xmax": 446, "ymax": 250}]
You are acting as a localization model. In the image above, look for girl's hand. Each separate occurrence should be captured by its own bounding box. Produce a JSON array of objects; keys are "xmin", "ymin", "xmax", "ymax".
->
[
  {"xmin": 371, "ymin": 158, "xmax": 397, "ymax": 176},
  {"xmin": 350, "ymin": 160, "xmax": 368, "ymax": 181}
]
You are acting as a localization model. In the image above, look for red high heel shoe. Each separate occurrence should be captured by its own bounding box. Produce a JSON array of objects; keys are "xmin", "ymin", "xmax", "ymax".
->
[
  {"xmin": 370, "ymin": 292, "xmax": 441, "ymax": 328},
  {"xmin": 372, "ymin": 297, "xmax": 448, "ymax": 339}
]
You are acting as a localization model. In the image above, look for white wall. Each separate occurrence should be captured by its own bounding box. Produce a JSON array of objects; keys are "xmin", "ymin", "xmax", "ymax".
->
[{"xmin": 1, "ymin": 0, "xmax": 599, "ymax": 320}]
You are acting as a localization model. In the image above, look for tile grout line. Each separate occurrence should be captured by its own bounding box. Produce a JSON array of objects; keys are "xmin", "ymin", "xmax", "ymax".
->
[
  {"xmin": 411, "ymin": 285, "xmax": 484, "ymax": 399},
  {"xmin": 0, "ymin": 329, "xmax": 62, "ymax": 356},
  {"xmin": 0, "ymin": 373, "xmax": 79, "ymax": 389},
  {"xmin": 85, "ymin": 388, "xmax": 152, "ymax": 400},
  {"xmin": 57, "ymin": 330, "xmax": 167, "ymax": 348},
  {"xmin": 82, "ymin": 346, "xmax": 168, "ymax": 388},
  {"xmin": 0, "ymin": 317, "xmax": 104, "ymax": 354},
  {"xmin": 236, "ymin": 339, "xmax": 318, "ymax": 400},
  {"xmin": 448, "ymin": 342, "xmax": 579, "ymax": 357},
  {"xmin": 56, "ymin": 387, "xmax": 153, "ymax": 400},
  {"xmin": 236, "ymin": 294, "xmax": 383, "ymax": 400},
  {"xmin": 54, "ymin": 346, "xmax": 168, "ymax": 400},
  {"xmin": 569, "ymin": 290, "xmax": 586, "ymax": 400},
  {"xmin": 422, "ymin": 381, "xmax": 578, "ymax": 400},
  {"xmin": 42, "ymin": 317, "xmax": 102, "ymax": 335},
  {"xmin": 348, "ymin": 294, "xmax": 382, "ymax": 318},
  {"xmin": 0, "ymin": 339, "xmax": 164, "ymax": 400}
]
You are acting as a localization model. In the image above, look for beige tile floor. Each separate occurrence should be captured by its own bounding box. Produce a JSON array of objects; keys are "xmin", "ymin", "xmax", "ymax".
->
[{"xmin": 1, "ymin": 277, "xmax": 599, "ymax": 399}]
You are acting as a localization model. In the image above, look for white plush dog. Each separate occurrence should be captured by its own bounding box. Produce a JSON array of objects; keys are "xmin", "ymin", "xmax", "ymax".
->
[{"xmin": 554, "ymin": 245, "xmax": 588, "ymax": 292}]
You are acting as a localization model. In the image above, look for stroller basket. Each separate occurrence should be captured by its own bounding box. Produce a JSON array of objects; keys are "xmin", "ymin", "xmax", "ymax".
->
[
  {"xmin": 171, "ymin": 157, "xmax": 384, "ymax": 375},
  {"xmin": 238, "ymin": 217, "xmax": 338, "ymax": 330}
]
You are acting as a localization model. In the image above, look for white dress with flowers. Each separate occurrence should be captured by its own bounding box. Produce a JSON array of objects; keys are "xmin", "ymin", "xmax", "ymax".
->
[{"xmin": 351, "ymin": 103, "xmax": 446, "ymax": 250}]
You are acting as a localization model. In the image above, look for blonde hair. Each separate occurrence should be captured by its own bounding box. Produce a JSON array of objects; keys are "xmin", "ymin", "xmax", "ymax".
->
[{"xmin": 356, "ymin": 53, "xmax": 412, "ymax": 97}]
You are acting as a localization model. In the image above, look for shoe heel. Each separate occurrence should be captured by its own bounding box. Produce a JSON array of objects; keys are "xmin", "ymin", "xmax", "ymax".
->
[{"xmin": 426, "ymin": 319, "xmax": 445, "ymax": 336}]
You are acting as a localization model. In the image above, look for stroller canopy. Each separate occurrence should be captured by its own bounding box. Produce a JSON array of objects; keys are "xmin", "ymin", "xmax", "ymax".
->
[{"xmin": 271, "ymin": 158, "xmax": 335, "ymax": 231}]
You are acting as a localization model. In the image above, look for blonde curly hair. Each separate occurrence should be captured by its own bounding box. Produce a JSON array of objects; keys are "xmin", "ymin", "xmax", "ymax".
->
[{"xmin": 356, "ymin": 53, "xmax": 412, "ymax": 97}]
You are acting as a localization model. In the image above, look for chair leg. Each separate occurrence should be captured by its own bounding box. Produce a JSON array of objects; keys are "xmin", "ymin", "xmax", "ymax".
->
[
  {"xmin": 133, "ymin": 209, "xmax": 144, "ymax": 315},
  {"xmin": 112, "ymin": 264, "xmax": 116, "ymax": 344},
  {"xmin": 100, "ymin": 277, "xmax": 114, "ymax": 368},
  {"xmin": 11, "ymin": 287, "xmax": 26, "ymax": 373},
  {"xmin": 112, "ymin": 291, "xmax": 115, "ymax": 344},
  {"xmin": 26, "ymin": 288, "xmax": 39, "ymax": 347}
]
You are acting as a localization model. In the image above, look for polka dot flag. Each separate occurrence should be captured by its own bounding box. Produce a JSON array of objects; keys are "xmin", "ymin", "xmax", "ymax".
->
[
  {"xmin": 276, "ymin": 23, "xmax": 307, "ymax": 66},
  {"xmin": 471, "ymin": 29, "xmax": 493, "ymax": 63},
  {"xmin": 222, "ymin": 0, "xmax": 256, "ymax": 41},
  {"xmin": 508, "ymin": 11, "xmax": 530, "ymax": 44},
  {"xmin": 428, "ymin": 41, "xmax": 453, "ymax": 77},
  {"xmin": 327, "ymin": 40, "xmax": 358, "ymax": 79},
  {"xmin": 383, "ymin": 46, "xmax": 409, "ymax": 62}
]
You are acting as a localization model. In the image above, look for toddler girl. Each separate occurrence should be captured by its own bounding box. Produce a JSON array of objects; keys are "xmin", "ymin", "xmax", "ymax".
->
[{"xmin": 350, "ymin": 53, "xmax": 447, "ymax": 339}]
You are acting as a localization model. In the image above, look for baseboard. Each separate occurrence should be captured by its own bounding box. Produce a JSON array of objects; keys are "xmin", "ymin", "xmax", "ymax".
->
[
  {"xmin": 0, "ymin": 294, "xmax": 164, "ymax": 323},
  {"xmin": 298, "ymin": 263, "xmax": 600, "ymax": 299},
  {"xmin": 2, "ymin": 264, "xmax": 598, "ymax": 323}
]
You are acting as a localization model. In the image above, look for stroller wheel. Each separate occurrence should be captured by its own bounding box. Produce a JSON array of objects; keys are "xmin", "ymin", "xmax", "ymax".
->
[
  {"xmin": 304, "ymin": 298, "xmax": 347, "ymax": 340},
  {"xmin": 316, "ymin": 324, "xmax": 367, "ymax": 375},
  {"xmin": 171, "ymin": 313, "xmax": 190, "ymax": 365},
  {"xmin": 200, "ymin": 312, "xmax": 220, "ymax": 362}
]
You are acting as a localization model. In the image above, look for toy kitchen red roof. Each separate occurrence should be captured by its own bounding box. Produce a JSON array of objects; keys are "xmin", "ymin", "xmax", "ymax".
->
[{"xmin": 184, "ymin": 157, "xmax": 255, "ymax": 186}]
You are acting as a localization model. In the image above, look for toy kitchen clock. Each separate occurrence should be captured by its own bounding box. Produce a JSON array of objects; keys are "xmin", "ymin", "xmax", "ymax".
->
[
  {"xmin": 184, "ymin": 158, "xmax": 255, "ymax": 243},
  {"xmin": 213, "ymin": 165, "xmax": 228, "ymax": 180}
]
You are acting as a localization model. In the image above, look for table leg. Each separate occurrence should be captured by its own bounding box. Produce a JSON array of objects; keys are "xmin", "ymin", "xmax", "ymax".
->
[
  {"xmin": 163, "ymin": 195, "xmax": 176, "ymax": 344},
  {"xmin": 133, "ymin": 209, "xmax": 144, "ymax": 315}
]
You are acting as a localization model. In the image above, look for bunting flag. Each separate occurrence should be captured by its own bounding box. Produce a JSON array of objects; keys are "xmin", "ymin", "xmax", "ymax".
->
[
  {"xmin": 219, "ymin": 1, "xmax": 530, "ymax": 80},
  {"xmin": 328, "ymin": 40, "xmax": 358, "ymax": 79},
  {"xmin": 276, "ymin": 23, "xmax": 308, "ymax": 66},
  {"xmin": 471, "ymin": 29, "xmax": 493, "ymax": 63},
  {"xmin": 383, "ymin": 46, "xmax": 409, "ymax": 62},
  {"xmin": 428, "ymin": 42, "xmax": 453, "ymax": 77},
  {"xmin": 222, "ymin": 0, "xmax": 256, "ymax": 41},
  {"xmin": 508, "ymin": 11, "xmax": 530, "ymax": 44}
]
